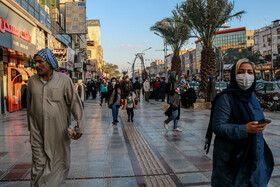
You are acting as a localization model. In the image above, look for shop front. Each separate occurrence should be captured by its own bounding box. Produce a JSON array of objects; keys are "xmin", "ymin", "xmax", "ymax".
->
[{"xmin": 0, "ymin": 1, "xmax": 37, "ymax": 114}]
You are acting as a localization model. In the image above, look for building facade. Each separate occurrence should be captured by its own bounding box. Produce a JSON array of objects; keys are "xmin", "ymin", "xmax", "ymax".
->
[
  {"xmin": 195, "ymin": 27, "xmax": 254, "ymax": 79},
  {"xmin": 254, "ymin": 20, "xmax": 280, "ymax": 80},
  {"xmin": 0, "ymin": 0, "xmax": 87, "ymax": 114},
  {"xmin": 86, "ymin": 19, "xmax": 104, "ymax": 80}
]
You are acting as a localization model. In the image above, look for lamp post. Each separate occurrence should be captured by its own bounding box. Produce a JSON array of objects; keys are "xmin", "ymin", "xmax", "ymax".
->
[
  {"xmin": 154, "ymin": 32, "xmax": 168, "ymax": 80},
  {"xmin": 214, "ymin": 46, "xmax": 227, "ymax": 91}
]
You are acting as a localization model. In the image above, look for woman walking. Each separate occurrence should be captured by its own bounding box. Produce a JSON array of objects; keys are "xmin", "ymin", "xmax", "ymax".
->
[
  {"xmin": 163, "ymin": 71, "xmax": 182, "ymax": 132},
  {"xmin": 205, "ymin": 58, "xmax": 274, "ymax": 187},
  {"xmin": 107, "ymin": 77, "xmax": 122, "ymax": 125},
  {"xmin": 100, "ymin": 79, "xmax": 108, "ymax": 106}
]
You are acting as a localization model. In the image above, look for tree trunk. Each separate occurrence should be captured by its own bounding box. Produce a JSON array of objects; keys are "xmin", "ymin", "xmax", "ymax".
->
[
  {"xmin": 201, "ymin": 46, "xmax": 216, "ymax": 100},
  {"xmin": 171, "ymin": 54, "xmax": 182, "ymax": 76}
]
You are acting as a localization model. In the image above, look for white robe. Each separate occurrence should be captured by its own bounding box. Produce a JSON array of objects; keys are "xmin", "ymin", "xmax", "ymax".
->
[{"xmin": 27, "ymin": 71, "xmax": 84, "ymax": 187}]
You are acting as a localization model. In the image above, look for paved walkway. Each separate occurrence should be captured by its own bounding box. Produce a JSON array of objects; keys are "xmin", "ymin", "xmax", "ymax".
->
[{"xmin": 0, "ymin": 96, "xmax": 280, "ymax": 186}]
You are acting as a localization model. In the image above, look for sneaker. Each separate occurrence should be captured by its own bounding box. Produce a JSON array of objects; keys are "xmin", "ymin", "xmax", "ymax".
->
[
  {"xmin": 100, "ymin": 104, "xmax": 102, "ymax": 106},
  {"xmin": 112, "ymin": 121, "xmax": 116, "ymax": 125},
  {"xmin": 163, "ymin": 121, "xmax": 168, "ymax": 130},
  {"xmin": 116, "ymin": 120, "xmax": 119, "ymax": 123},
  {"xmin": 173, "ymin": 128, "xmax": 182, "ymax": 132},
  {"xmin": 131, "ymin": 119, "xmax": 134, "ymax": 122},
  {"xmin": 128, "ymin": 119, "xmax": 130, "ymax": 122}
]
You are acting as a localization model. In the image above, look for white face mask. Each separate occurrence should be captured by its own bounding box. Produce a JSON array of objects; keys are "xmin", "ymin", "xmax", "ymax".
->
[
  {"xmin": 112, "ymin": 82, "xmax": 116, "ymax": 85},
  {"xmin": 128, "ymin": 97, "xmax": 132, "ymax": 100},
  {"xmin": 236, "ymin": 73, "xmax": 255, "ymax": 90}
]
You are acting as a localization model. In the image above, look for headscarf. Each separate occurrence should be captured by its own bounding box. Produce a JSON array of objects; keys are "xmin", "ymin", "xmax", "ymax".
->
[{"xmin": 34, "ymin": 48, "xmax": 59, "ymax": 72}]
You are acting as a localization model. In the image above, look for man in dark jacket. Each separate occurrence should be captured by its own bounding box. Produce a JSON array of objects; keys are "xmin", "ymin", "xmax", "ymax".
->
[
  {"xmin": 121, "ymin": 76, "xmax": 133, "ymax": 100},
  {"xmin": 133, "ymin": 77, "xmax": 141, "ymax": 101}
]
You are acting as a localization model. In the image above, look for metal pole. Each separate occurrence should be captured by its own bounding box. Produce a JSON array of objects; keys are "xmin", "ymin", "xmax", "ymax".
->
[
  {"xmin": 132, "ymin": 55, "xmax": 138, "ymax": 82},
  {"xmin": 164, "ymin": 39, "xmax": 168, "ymax": 81}
]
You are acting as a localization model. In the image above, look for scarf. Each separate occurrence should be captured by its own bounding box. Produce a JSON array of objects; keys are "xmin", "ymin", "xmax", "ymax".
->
[{"xmin": 34, "ymin": 48, "xmax": 59, "ymax": 72}]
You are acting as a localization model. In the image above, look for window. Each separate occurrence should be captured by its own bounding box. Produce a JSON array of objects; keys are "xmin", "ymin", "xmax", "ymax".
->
[
  {"xmin": 263, "ymin": 35, "xmax": 267, "ymax": 42},
  {"xmin": 277, "ymin": 28, "xmax": 280, "ymax": 39},
  {"xmin": 265, "ymin": 83, "xmax": 274, "ymax": 91}
]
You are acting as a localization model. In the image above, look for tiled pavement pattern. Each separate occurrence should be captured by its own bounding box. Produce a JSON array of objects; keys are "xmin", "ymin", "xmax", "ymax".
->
[{"xmin": 0, "ymin": 96, "xmax": 279, "ymax": 186}]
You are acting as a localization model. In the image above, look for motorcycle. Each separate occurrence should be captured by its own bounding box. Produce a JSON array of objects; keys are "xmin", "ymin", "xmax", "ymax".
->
[{"xmin": 258, "ymin": 93, "xmax": 279, "ymax": 111}]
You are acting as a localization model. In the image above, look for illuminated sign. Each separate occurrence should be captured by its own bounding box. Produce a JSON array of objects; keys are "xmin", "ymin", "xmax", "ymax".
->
[{"xmin": 0, "ymin": 17, "xmax": 32, "ymax": 43}]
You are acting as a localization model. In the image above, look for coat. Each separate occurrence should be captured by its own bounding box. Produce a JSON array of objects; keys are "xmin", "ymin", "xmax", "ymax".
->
[
  {"xmin": 211, "ymin": 94, "xmax": 274, "ymax": 187},
  {"xmin": 143, "ymin": 81, "xmax": 150, "ymax": 92},
  {"xmin": 27, "ymin": 71, "xmax": 85, "ymax": 187}
]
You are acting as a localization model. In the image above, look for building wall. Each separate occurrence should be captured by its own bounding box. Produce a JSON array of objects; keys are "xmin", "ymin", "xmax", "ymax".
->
[{"xmin": 87, "ymin": 20, "xmax": 103, "ymax": 77}]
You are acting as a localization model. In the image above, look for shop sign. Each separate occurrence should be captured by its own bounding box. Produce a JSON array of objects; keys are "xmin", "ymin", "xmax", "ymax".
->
[
  {"xmin": 53, "ymin": 48, "xmax": 68, "ymax": 62},
  {"xmin": 67, "ymin": 47, "xmax": 75, "ymax": 71},
  {"xmin": 0, "ymin": 17, "xmax": 32, "ymax": 43},
  {"xmin": 261, "ymin": 64, "xmax": 272, "ymax": 70},
  {"xmin": 74, "ymin": 63, "xmax": 82, "ymax": 68}
]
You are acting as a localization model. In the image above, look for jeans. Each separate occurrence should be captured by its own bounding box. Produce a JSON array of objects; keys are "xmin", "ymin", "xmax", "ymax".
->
[
  {"xmin": 111, "ymin": 104, "xmax": 119, "ymax": 121},
  {"xmin": 164, "ymin": 110, "xmax": 178, "ymax": 129}
]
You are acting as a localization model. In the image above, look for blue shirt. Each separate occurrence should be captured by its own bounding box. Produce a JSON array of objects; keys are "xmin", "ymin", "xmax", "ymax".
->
[{"xmin": 101, "ymin": 84, "xmax": 107, "ymax": 93}]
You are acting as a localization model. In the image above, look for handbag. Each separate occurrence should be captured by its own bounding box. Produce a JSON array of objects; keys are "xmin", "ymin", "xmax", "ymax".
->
[{"xmin": 162, "ymin": 104, "xmax": 170, "ymax": 111}]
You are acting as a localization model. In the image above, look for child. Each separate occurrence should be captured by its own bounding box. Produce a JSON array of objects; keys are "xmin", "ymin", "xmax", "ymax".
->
[{"xmin": 123, "ymin": 93, "xmax": 136, "ymax": 122}]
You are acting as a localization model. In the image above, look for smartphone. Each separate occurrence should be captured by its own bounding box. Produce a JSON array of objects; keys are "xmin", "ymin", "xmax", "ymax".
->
[{"xmin": 258, "ymin": 118, "xmax": 271, "ymax": 125}]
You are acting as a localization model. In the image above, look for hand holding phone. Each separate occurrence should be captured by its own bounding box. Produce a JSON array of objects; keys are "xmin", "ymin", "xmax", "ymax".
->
[{"xmin": 258, "ymin": 118, "xmax": 271, "ymax": 125}]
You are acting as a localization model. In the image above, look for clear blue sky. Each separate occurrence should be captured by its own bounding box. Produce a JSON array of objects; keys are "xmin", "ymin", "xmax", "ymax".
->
[{"xmin": 86, "ymin": 0, "xmax": 280, "ymax": 71}]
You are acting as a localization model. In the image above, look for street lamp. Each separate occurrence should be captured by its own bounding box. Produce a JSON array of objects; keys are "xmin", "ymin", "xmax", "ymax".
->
[
  {"xmin": 154, "ymin": 32, "xmax": 168, "ymax": 80},
  {"xmin": 214, "ymin": 46, "xmax": 228, "ymax": 91}
]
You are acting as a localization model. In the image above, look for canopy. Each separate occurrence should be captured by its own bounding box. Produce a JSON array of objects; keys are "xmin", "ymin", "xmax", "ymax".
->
[{"xmin": 11, "ymin": 67, "xmax": 28, "ymax": 81}]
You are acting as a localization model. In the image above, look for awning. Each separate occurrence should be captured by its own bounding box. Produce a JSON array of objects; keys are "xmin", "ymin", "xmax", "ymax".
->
[
  {"xmin": 23, "ymin": 68, "xmax": 35, "ymax": 77},
  {"xmin": 11, "ymin": 67, "xmax": 28, "ymax": 81}
]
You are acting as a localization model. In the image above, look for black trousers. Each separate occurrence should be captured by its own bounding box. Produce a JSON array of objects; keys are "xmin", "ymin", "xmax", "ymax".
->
[
  {"xmin": 126, "ymin": 108, "xmax": 134, "ymax": 120},
  {"xmin": 100, "ymin": 92, "xmax": 107, "ymax": 104}
]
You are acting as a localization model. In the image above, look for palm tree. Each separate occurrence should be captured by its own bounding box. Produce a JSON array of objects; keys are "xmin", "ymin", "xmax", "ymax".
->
[
  {"xmin": 176, "ymin": 0, "xmax": 245, "ymax": 98},
  {"xmin": 150, "ymin": 13, "xmax": 191, "ymax": 75}
]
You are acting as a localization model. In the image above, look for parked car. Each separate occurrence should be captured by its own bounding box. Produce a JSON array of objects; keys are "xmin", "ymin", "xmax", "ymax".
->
[
  {"xmin": 215, "ymin": 81, "xmax": 228, "ymax": 93},
  {"xmin": 255, "ymin": 81, "xmax": 280, "ymax": 111}
]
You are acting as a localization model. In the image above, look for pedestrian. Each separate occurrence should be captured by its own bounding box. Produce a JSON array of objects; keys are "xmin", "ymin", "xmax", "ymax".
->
[
  {"xmin": 91, "ymin": 79, "xmax": 97, "ymax": 99},
  {"xmin": 100, "ymin": 78, "xmax": 108, "ymax": 106},
  {"xmin": 21, "ymin": 81, "xmax": 27, "ymax": 109},
  {"xmin": 159, "ymin": 77, "xmax": 166, "ymax": 102},
  {"xmin": 143, "ymin": 78, "xmax": 150, "ymax": 102},
  {"xmin": 123, "ymin": 93, "xmax": 136, "ymax": 122},
  {"xmin": 163, "ymin": 71, "xmax": 182, "ymax": 132},
  {"xmin": 75, "ymin": 79, "xmax": 86, "ymax": 108},
  {"xmin": 119, "ymin": 76, "xmax": 125, "ymax": 87},
  {"xmin": 121, "ymin": 75, "xmax": 133, "ymax": 100},
  {"xmin": 27, "ymin": 48, "xmax": 84, "ymax": 187},
  {"xmin": 133, "ymin": 77, "xmax": 141, "ymax": 101},
  {"xmin": 86, "ymin": 80, "xmax": 92, "ymax": 99},
  {"xmin": 207, "ymin": 76, "xmax": 217, "ymax": 103},
  {"xmin": 107, "ymin": 77, "xmax": 122, "ymax": 125},
  {"xmin": 153, "ymin": 77, "xmax": 160, "ymax": 101},
  {"xmin": 204, "ymin": 58, "xmax": 274, "ymax": 187}
]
